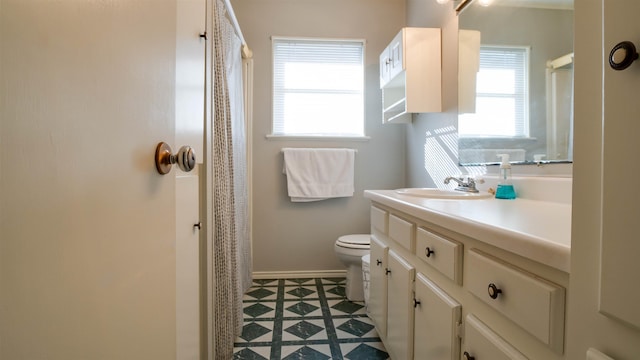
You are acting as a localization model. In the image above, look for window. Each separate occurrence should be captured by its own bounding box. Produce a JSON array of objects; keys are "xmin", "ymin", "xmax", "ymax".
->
[
  {"xmin": 459, "ymin": 45, "xmax": 530, "ymax": 138},
  {"xmin": 271, "ymin": 37, "xmax": 365, "ymax": 137}
]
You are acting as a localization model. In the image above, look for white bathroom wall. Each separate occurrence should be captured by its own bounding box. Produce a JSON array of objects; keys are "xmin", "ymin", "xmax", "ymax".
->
[{"xmin": 232, "ymin": 0, "xmax": 407, "ymax": 273}]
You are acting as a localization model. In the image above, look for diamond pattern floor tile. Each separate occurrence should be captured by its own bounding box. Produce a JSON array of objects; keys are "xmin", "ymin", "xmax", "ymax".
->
[
  {"xmin": 325, "ymin": 285, "xmax": 346, "ymax": 298},
  {"xmin": 330, "ymin": 299, "xmax": 365, "ymax": 315},
  {"xmin": 284, "ymin": 278, "xmax": 315, "ymax": 285},
  {"xmin": 233, "ymin": 347, "xmax": 269, "ymax": 360},
  {"xmin": 285, "ymin": 286, "xmax": 316, "ymax": 299},
  {"xmin": 244, "ymin": 303, "xmax": 275, "ymax": 318},
  {"xmin": 245, "ymin": 288, "xmax": 276, "ymax": 300},
  {"xmin": 283, "ymin": 319, "xmax": 325, "ymax": 340},
  {"xmin": 281, "ymin": 345, "xmax": 331, "ymax": 360},
  {"xmin": 335, "ymin": 318, "xmax": 375, "ymax": 338},
  {"xmin": 343, "ymin": 343, "xmax": 389, "ymax": 360},
  {"xmin": 285, "ymin": 301, "xmax": 320, "ymax": 317},
  {"xmin": 239, "ymin": 322, "xmax": 272, "ymax": 342},
  {"xmin": 253, "ymin": 279, "xmax": 278, "ymax": 286},
  {"xmin": 234, "ymin": 277, "xmax": 385, "ymax": 359}
]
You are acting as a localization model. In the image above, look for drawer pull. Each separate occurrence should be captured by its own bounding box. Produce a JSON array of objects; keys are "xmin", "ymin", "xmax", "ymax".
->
[
  {"xmin": 463, "ymin": 351, "xmax": 475, "ymax": 360},
  {"xmin": 413, "ymin": 298, "xmax": 421, "ymax": 308},
  {"xmin": 376, "ymin": 259, "xmax": 382, "ymax": 266},
  {"xmin": 488, "ymin": 283, "xmax": 502, "ymax": 299},
  {"xmin": 425, "ymin": 247, "xmax": 435, "ymax": 257},
  {"xmin": 385, "ymin": 268, "xmax": 392, "ymax": 275}
]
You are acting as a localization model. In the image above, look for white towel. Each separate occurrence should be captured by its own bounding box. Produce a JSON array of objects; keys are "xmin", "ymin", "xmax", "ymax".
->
[{"xmin": 282, "ymin": 148, "xmax": 356, "ymax": 202}]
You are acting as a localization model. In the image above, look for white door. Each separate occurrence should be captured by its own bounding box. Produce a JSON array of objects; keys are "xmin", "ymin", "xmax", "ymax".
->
[
  {"xmin": 0, "ymin": 0, "xmax": 202, "ymax": 358},
  {"xmin": 599, "ymin": 0, "xmax": 640, "ymax": 330}
]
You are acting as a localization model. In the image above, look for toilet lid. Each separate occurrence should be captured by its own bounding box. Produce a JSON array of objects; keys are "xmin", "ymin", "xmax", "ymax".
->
[{"xmin": 337, "ymin": 234, "xmax": 370, "ymax": 248}]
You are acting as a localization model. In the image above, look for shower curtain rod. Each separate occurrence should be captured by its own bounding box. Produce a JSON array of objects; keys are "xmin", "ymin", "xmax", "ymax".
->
[{"xmin": 222, "ymin": 0, "xmax": 253, "ymax": 58}]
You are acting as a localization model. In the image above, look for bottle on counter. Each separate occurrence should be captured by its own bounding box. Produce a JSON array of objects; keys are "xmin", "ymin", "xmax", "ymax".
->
[{"xmin": 495, "ymin": 154, "xmax": 516, "ymax": 200}]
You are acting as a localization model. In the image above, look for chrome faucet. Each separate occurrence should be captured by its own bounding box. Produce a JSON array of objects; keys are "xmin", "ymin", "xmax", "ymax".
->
[{"xmin": 444, "ymin": 176, "xmax": 483, "ymax": 193}]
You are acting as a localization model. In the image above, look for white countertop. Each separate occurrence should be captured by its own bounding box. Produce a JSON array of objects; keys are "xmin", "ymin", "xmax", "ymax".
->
[{"xmin": 364, "ymin": 190, "xmax": 571, "ymax": 273}]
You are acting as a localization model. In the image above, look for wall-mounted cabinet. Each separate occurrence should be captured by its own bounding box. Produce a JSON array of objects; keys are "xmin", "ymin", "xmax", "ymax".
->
[{"xmin": 379, "ymin": 27, "xmax": 442, "ymax": 124}]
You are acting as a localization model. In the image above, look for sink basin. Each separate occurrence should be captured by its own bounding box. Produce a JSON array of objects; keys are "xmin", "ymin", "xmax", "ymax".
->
[{"xmin": 395, "ymin": 188, "xmax": 492, "ymax": 199}]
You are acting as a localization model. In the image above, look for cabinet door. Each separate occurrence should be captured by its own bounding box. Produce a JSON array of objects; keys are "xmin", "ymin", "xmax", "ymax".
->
[
  {"xmin": 379, "ymin": 48, "xmax": 391, "ymax": 88},
  {"xmin": 370, "ymin": 235, "xmax": 389, "ymax": 338},
  {"xmin": 386, "ymin": 250, "xmax": 416, "ymax": 360},
  {"xmin": 599, "ymin": 0, "xmax": 640, "ymax": 330},
  {"xmin": 414, "ymin": 273, "xmax": 461, "ymax": 360},
  {"xmin": 389, "ymin": 29, "xmax": 404, "ymax": 80},
  {"xmin": 463, "ymin": 314, "xmax": 528, "ymax": 360}
]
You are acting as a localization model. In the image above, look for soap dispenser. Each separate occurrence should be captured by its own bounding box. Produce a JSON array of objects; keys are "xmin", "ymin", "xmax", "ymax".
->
[{"xmin": 495, "ymin": 154, "xmax": 516, "ymax": 199}]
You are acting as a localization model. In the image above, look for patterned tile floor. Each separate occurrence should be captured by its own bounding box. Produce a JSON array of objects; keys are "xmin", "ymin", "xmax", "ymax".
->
[{"xmin": 233, "ymin": 278, "xmax": 389, "ymax": 360}]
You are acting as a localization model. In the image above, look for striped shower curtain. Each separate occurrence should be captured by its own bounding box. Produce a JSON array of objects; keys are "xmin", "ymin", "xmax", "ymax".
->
[{"xmin": 211, "ymin": 0, "xmax": 251, "ymax": 357}]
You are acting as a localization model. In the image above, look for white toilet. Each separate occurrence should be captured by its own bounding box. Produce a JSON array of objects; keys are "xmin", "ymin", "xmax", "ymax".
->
[{"xmin": 334, "ymin": 234, "xmax": 371, "ymax": 302}]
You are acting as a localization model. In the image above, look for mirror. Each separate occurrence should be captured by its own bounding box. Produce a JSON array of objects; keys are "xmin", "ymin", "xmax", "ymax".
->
[{"xmin": 457, "ymin": 0, "xmax": 574, "ymax": 166}]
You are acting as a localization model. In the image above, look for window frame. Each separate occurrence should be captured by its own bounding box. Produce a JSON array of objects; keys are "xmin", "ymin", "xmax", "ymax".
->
[
  {"xmin": 268, "ymin": 36, "xmax": 368, "ymax": 140},
  {"xmin": 458, "ymin": 44, "xmax": 531, "ymax": 139}
]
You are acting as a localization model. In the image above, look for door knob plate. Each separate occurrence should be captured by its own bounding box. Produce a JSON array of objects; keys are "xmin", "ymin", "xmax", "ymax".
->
[{"xmin": 155, "ymin": 142, "xmax": 173, "ymax": 175}]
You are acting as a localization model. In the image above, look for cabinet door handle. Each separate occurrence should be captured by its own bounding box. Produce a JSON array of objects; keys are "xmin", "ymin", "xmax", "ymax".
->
[
  {"xmin": 425, "ymin": 247, "xmax": 435, "ymax": 258},
  {"xmin": 609, "ymin": 41, "xmax": 639, "ymax": 70},
  {"xmin": 413, "ymin": 298, "xmax": 421, "ymax": 308},
  {"xmin": 376, "ymin": 259, "xmax": 382, "ymax": 266},
  {"xmin": 385, "ymin": 268, "xmax": 391, "ymax": 275},
  {"xmin": 463, "ymin": 351, "xmax": 475, "ymax": 360},
  {"xmin": 488, "ymin": 283, "xmax": 502, "ymax": 299}
]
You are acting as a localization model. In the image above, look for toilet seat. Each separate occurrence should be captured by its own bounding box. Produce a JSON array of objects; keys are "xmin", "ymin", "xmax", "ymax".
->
[{"xmin": 336, "ymin": 234, "xmax": 370, "ymax": 250}]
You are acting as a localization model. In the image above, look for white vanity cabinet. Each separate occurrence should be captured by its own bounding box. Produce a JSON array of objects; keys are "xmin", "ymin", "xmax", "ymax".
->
[
  {"xmin": 379, "ymin": 27, "xmax": 442, "ymax": 124},
  {"xmin": 366, "ymin": 200, "xmax": 569, "ymax": 360}
]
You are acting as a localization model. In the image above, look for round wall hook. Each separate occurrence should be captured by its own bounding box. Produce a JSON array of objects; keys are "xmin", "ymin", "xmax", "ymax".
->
[
  {"xmin": 609, "ymin": 41, "xmax": 639, "ymax": 70},
  {"xmin": 155, "ymin": 142, "xmax": 196, "ymax": 175}
]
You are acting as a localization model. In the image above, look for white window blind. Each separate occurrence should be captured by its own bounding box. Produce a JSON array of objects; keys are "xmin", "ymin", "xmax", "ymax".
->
[
  {"xmin": 272, "ymin": 38, "xmax": 365, "ymax": 137},
  {"xmin": 459, "ymin": 46, "xmax": 530, "ymax": 137}
]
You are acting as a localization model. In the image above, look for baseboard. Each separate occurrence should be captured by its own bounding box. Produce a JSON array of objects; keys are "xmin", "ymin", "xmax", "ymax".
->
[{"xmin": 252, "ymin": 270, "xmax": 347, "ymax": 280}]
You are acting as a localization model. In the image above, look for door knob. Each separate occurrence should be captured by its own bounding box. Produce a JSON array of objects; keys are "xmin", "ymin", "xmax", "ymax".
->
[
  {"xmin": 609, "ymin": 41, "xmax": 639, "ymax": 70},
  {"xmin": 155, "ymin": 142, "xmax": 196, "ymax": 175}
]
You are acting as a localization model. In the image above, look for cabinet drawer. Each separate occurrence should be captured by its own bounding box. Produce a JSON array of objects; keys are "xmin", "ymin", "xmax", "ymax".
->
[
  {"xmin": 467, "ymin": 249, "xmax": 565, "ymax": 353},
  {"xmin": 416, "ymin": 227, "xmax": 462, "ymax": 284},
  {"xmin": 463, "ymin": 314, "xmax": 528, "ymax": 360},
  {"xmin": 371, "ymin": 206, "xmax": 388, "ymax": 235},
  {"xmin": 388, "ymin": 214, "xmax": 414, "ymax": 251}
]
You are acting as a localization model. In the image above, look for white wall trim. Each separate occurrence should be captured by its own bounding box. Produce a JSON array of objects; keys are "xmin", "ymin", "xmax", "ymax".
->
[{"xmin": 253, "ymin": 270, "xmax": 347, "ymax": 279}]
